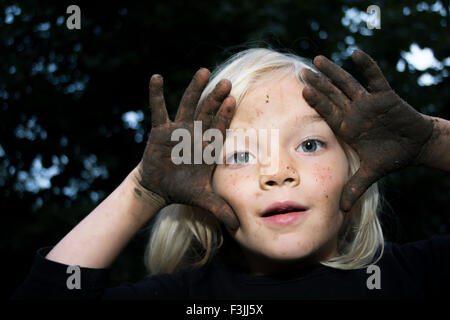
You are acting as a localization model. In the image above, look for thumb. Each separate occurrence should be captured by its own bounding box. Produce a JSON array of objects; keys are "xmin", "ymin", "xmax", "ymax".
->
[
  {"xmin": 196, "ymin": 193, "xmax": 240, "ymax": 231},
  {"xmin": 340, "ymin": 166, "xmax": 378, "ymax": 212}
]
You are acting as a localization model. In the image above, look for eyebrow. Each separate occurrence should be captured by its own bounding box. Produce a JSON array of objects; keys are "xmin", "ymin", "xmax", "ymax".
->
[{"xmin": 297, "ymin": 114, "xmax": 324, "ymax": 124}]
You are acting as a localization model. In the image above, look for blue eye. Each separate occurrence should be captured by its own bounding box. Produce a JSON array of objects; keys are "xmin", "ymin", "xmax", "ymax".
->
[
  {"xmin": 227, "ymin": 152, "xmax": 254, "ymax": 165},
  {"xmin": 297, "ymin": 139, "xmax": 324, "ymax": 153}
]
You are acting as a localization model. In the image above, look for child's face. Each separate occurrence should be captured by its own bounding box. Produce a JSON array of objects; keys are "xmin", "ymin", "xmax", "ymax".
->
[{"xmin": 212, "ymin": 74, "xmax": 349, "ymax": 274}]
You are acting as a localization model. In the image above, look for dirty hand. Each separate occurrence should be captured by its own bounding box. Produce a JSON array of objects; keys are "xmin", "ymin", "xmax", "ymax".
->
[
  {"xmin": 134, "ymin": 68, "xmax": 239, "ymax": 230},
  {"xmin": 301, "ymin": 50, "xmax": 434, "ymax": 212}
]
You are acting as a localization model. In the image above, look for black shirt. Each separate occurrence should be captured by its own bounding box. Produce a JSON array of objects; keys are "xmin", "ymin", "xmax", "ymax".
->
[{"xmin": 11, "ymin": 235, "xmax": 450, "ymax": 300}]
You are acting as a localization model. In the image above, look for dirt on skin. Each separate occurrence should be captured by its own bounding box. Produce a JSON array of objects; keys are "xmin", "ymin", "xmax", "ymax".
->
[
  {"xmin": 301, "ymin": 50, "xmax": 434, "ymax": 212},
  {"xmin": 135, "ymin": 69, "xmax": 240, "ymax": 230}
]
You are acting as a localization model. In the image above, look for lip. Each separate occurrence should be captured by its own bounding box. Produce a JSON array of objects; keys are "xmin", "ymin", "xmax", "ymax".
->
[
  {"xmin": 261, "ymin": 211, "xmax": 307, "ymax": 226},
  {"xmin": 259, "ymin": 201, "xmax": 308, "ymax": 226},
  {"xmin": 260, "ymin": 200, "xmax": 308, "ymax": 217}
]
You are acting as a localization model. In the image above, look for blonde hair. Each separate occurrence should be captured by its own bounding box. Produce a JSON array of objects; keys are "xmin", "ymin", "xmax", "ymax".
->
[{"xmin": 145, "ymin": 48, "xmax": 384, "ymax": 274}]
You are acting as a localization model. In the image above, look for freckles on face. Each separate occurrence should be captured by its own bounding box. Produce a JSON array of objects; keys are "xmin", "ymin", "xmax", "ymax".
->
[
  {"xmin": 311, "ymin": 157, "xmax": 350, "ymax": 218},
  {"xmin": 213, "ymin": 168, "xmax": 252, "ymax": 204},
  {"xmin": 212, "ymin": 74, "xmax": 351, "ymax": 267},
  {"xmin": 227, "ymin": 172, "xmax": 242, "ymax": 188},
  {"xmin": 312, "ymin": 164, "xmax": 333, "ymax": 198}
]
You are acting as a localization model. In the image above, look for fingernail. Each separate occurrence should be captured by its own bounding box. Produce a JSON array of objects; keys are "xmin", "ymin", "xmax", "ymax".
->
[
  {"xmin": 342, "ymin": 202, "xmax": 351, "ymax": 212},
  {"xmin": 300, "ymin": 69, "xmax": 309, "ymax": 82},
  {"xmin": 216, "ymin": 79, "xmax": 231, "ymax": 89}
]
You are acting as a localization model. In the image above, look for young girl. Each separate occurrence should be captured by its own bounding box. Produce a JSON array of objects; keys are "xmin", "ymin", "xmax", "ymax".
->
[{"xmin": 13, "ymin": 48, "xmax": 450, "ymax": 300}]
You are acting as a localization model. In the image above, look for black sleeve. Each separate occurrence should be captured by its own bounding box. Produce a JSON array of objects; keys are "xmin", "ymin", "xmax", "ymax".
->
[
  {"xmin": 11, "ymin": 246, "xmax": 189, "ymax": 300},
  {"xmin": 389, "ymin": 234, "xmax": 450, "ymax": 298}
]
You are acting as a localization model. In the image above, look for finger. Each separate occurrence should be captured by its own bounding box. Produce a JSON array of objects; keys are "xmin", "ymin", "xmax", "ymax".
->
[
  {"xmin": 149, "ymin": 74, "xmax": 169, "ymax": 127},
  {"xmin": 197, "ymin": 193, "xmax": 240, "ymax": 231},
  {"xmin": 211, "ymin": 96, "xmax": 236, "ymax": 137},
  {"xmin": 195, "ymin": 79, "xmax": 232, "ymax": 128},
  {"xmin": 301, "ymin": 68, "xmax": 350, "ymax": 109},
  {"xmin": 313, "ymin": 55, "xmax": 367, "ymax": 100},
  {"xmin": 175, "ymin": 68, "xmax": 211, "ymax": 122},
  {"xmin": 302, "ymin": 86, "xmax": 342, "ymax": 132},
  {"xmin": 340, "ymin": 166, "xmax": 379, "ymax": 212},
  {"xmin": 351, "ymin": 50, "xmax": 391, "ymax": 93}
]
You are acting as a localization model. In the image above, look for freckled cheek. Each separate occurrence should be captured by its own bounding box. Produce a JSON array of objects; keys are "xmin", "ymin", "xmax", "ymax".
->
[
  {"xmin": 309, "ymin": 164, "xmax": 345, "ymax": 205},
  {"xmin": 213, "ymin": 171, "xmax": 254, "ymax": 217},
  {"xmin": 223, "ymin": 174, "xmax": 248, "ymax": 192}
]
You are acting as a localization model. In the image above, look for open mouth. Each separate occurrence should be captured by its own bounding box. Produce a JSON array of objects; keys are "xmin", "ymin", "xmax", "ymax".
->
[
  {"xmin": 260, "ymin": 201, "xmax": 308, "ymax": 218},
  {"xmin": 259, "ymin": 201, "xmax": 308, "ymax": 226},
  {"xmin": 261, "ymin": 207, "xmax": 306, "ymax": 217}
]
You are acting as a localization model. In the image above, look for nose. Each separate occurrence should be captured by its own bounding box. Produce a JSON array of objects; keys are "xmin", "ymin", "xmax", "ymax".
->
[{"xmin": 259, "ymin": 163, "xmax": 300, "ymax": 190}]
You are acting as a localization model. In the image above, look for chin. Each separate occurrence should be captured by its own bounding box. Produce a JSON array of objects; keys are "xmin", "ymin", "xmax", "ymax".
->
[
  {"xmin": 266, "ymin": 234, "xmax": 339, "ymax": 262},
  {"xmin": 271, "ymin": 248, "xmax": 313, "ymax": 261},
  {"xmin": 258, "ymin": 237, "xmax": 316, "ymax": 261}
]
